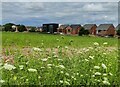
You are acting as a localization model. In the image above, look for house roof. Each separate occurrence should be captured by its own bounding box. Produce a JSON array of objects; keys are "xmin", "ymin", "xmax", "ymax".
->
[
  {"xmin": 96, "ymin": 24, "xmax": 114, "ymax": 30},
  {"xmin": 59, "ymin": 25, "xmax": 69, "ymax": 29},
  {"xmin": 83, "ymin": 24, "xmax": 96, "ymax": 30},
  {"xmin": 70, "ymin": 24, "xmax": 81, "ymax": 29},
  {"xmin": 116, "ymin": 24, "xmax": 120, "ymax": 30}
]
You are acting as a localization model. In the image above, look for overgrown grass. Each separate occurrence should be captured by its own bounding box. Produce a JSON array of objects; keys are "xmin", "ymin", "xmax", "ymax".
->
[{"xmin": 1, "ymin": 32, "xmax": 119, "ymax": 86}]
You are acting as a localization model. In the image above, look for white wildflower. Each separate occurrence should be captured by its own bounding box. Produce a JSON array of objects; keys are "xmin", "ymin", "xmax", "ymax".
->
[
  {"xmin": 71, "ymin": 76, "xmax": 74, "ymax": 79},
  {"xmin": 26, "ymin": 61, "xmax": 29, "ymax": 65},
  {"xmin": 64, "ymin": 81, "xmax": 70, "ymax": 85},
  {"xmin": 102, "ymin": 63, "xmax": 107, "ymax": 69},
  {"xmin": 109, "ymin": 72, "xmax": 113, "ymax": 76},
  {"xmin": 48, "ymin": 67, "xmax": 51, "ymax": 69},
  {"xmin": 58, "ymin": 59, "xmax": 63, "ymax": 61},
  {"xmin": 103, "ymin": 42, "xmax": 108, "ymax": 45},
  {"xmin": 33, "ymin": 47, "xmax": 42, "ymax": 51},
  {"xmin": 65, "ymin": 46, "xmax": 68, "ymax": 49},
  {"xmin": 47, "ymin": 64, "xmax": 52, "ymax": 67},
  {"xmin": 95, "ymin": 72, "xmax": 101, "ymax": 75},
  {"xmin": 53, "ymin": 55, "xmax": 58, "ymax": 58},
  {"xmin": 19, "ymin": 65, "xmax": 24, "ymax": 70},
  {"xmin": 89, "ymin": 56, "xmax": 94, "ymax": 59},
  {"xmin": 26, "ymin": 79, "xmax": 29, "ymax": 81},
  {"xmin": 103, "ymin": 73, "xmax": 107, "ymax": 76},
  {"xmin": 97, "ymin": 80, "xmax": 100, "ymax": 82},
  {"xmin": 60, "ymin": 71, "xmax": 64, "ymax": 74},
  {"xmin": 65, "ymin": 73, "xmax": 69, "ymax": 76},
  {"xmin": 28, "ymin": 68, "xmax": 37, "ymax": 72},
  {"xmin": 103, "ymin": 80, "xmax": 110, "ymax": 85},
  {"xmin": 0, "ymin": 80, "xmax": 5, "ymax": 83},
  {"xmin": 85, "ymin": 59, "xmax": 89, "ymax": 62},
  {"xmin": 94, "ymin": 66, "xmax": 100, "ymax": 69},
  {"xmin": 41, "ymin": 58, "xmax": 48, "ymax": 62},
  {"xmin": 94, "ymin": 42, "xmax": 99, "ymax": 46},
  {"xmin": 41, "ymin": 67, "xmax": 45, "ymax": 69},
  {"xmin": 60, "ymin": 80, "xmax": 63, "ymax": 83},
  {"xmin": 76, "ymin": 73, "xmax": 79, "ymax": 75},
  {"xmin": 103, "ymin": 77, "xmax": 108, "ymax": 81},
  {"xmin": 3, "ymin": 63, "xmax": 16, "ymax": 70},
  {"xmin": 103, "ymin": 53, "xmax": 107, "ymax": 55},
  {"xmin": 38, "ymin": 76, "xmax": 41, "ymax": 79},
  {"xmin": 92, "ymin": 75, "xmax": 95, "ymax": 77},
  {"xmin": 88, "ymin": 47, "xmax": 93, "ymax": 50},
  {"xmin": 80, "ymin": 75, "xmax": 83, "ymax": 77},
  {"xmin": 74, "ymin": 78, "xmax": 76, "ymax": 80},
  {"xmin": 58, "ymin": 65, "xmax": 65, "ymax": 69}
]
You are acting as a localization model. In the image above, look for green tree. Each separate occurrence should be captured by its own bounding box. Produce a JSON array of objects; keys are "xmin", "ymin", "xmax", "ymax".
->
[
  {"xmin": 29, "ymin": 27, "xmax": 36, "ymax": 32},
  {"xmin": 17, "ymin": 25, "xmax": 27, "ymax": 32},
  {"xmin": 3, "ymin": 23, "xmax": 15, "ymax": 31},
  {"xmin": 79, "ymin": 27, "xmax": 85, "ymax": 36},
  {"xmin": 117, "ymin": 27, "xmax": 120, "ymax": 36},
  {"xmin": 79, "ymin": 27, "xmax": 89, "ymax": 36}
]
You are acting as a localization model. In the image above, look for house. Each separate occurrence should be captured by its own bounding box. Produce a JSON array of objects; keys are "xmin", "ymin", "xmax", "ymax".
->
[
  {"xmin": 96, "ymin": 24, "xmax": 115, "ymax": 37},
  {"xmin": 83, "ymin": 24, "xmax": 97, "ymax": 35},
  {"xmin": 57, "ymin": 24, "xmax": 69, "ymax": 34},
  {"xmin": 70, "ymin": 24, "xmax": 81, "ymax": 35},
  {"xmin": 42, "ymin": 23, "xmax": 59, "ymax": 33},
  {"xmin": 65, "ymin": 25, "xmax": 73, "ymax": 35},
  {"xmin": 36, "ymin": 26, "xmax": 43, "ymax": 32}
]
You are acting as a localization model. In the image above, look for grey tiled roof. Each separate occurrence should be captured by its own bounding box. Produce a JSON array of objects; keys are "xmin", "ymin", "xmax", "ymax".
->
[
  {"xmin": 96, "ymin": 24, "xmax": 114, "ymax": 30},
  {"xmin": 83, "ymin": 24, "xmax": 96, "ymax": 30},
  {"xmin": 59, "ymin": 25, "xmax": 69, "ymax": 29},
  {"xmin": 70, "ymin": 24, "xmax": 81, "ymax": 29}
]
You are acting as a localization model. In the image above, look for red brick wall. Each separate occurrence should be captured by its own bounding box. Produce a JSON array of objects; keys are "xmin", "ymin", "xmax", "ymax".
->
[{"xmin": 106, "ymin": 26, "xmax": 115, "ymax": 36}]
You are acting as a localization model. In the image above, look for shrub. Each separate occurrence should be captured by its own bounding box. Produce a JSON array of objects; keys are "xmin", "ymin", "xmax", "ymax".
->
[
  {"xmin": 17, "ymin": 25, "xmax": 27, "ymax": 32},
  {"xmin": 79, "ymin": 27, "xmax": 89, "ymax": 36},
  {"xmin": 29, "ymin": 27, "xmax": 36, "ymax": 32}
]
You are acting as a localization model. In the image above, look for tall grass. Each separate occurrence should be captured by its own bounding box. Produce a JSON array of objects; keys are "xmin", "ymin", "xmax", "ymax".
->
[{"xmin": 1, "ymin": 32, "xmax": 119, "ymax": 86}]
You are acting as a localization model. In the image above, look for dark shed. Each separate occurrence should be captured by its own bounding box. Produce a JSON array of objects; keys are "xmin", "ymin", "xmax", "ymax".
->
[{"xmin": 43, "ymin": 23, "xmax": 59, "ymax": 33}]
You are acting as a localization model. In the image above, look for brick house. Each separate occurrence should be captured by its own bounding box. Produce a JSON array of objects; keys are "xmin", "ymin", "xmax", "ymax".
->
[
  {"xmin": 83, "ymin": 24, "xmax": 97, "ymax": 35},
  {"xmin": 96, "ymin": 24, "xmax": 115, "ymax": 37},
  {"xmin": 70, "ymin": 24, "xmax": 81, "ymax": 35},
  {"xmin": 57, "ymin": 24, "xmax": 69, "ymax": 34},
  {"xmin": 58, "ymin": 24, "xmax": 81, "ymax": 35}
]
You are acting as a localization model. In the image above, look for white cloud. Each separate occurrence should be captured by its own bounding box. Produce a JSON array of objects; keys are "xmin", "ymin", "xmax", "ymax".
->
[
  {"xmin": 1, "ymin": 2, "xmax": 118, "ymax": 26},
  {"xmin": 82, "ymin": 3, "xmax": 104, "ymax": 11}
]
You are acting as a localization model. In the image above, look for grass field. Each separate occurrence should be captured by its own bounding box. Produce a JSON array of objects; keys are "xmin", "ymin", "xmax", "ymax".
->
[{"xmin": 0, "ymin": 32, "xmax": 119, "ymax": 86}]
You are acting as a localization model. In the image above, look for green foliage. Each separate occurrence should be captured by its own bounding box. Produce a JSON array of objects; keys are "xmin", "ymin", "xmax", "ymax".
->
[
  {"xmin": 29, "ymin": 27, "xmax": 36, "ymax": 32},
  {"xmin": 17, "ymin": 25, "xmax": 27, "ymax": 32},
  {"xmin": 3, "ymin": 23, "xmax": 15, "ymax": 32},
  {"xmin": 3, "ymin": 23, "xmax": 27, "ymax": 32},
  {"xmin": 117, "ymin": 28, "xmax": 120, "ymax": 36},
  {"xmin": 79, "ymin": 27, "xmax": 89, "ymax": 36}
]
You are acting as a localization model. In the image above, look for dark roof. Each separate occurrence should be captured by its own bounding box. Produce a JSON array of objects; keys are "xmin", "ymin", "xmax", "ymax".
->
[
  {"xmin": 83, "ymin": 24, "xmax": 96, "ymax": 30},
  {"xmin": 116, "ymin": 24, "xmax": 120, "ymax": 30},
  {"xmin": 59, "ymin": 25, "xmax": 69, "ymax": 29},
  {"xmin": 96, "ymin": 24, "xmax": 114, "ymax": 30},
  {"xmin": 70, "ymin": 24, "xmax": 81, "ymax": 29},
  {"xmin": 43, "ymin": 23, "xmax": 59, "ymax": 25}
]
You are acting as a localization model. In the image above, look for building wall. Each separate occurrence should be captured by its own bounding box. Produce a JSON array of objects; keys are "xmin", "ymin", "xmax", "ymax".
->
[
  {"xmin": 106, "ymin": 26, "xmax": 115, "ymax": 36},
  {"xmin": 66, "ymin": 26, "xmax": 72, "ymax": 34},
  {"xmin": 90, "ymin": 25, "xmax": 97, "ymax": 35}
]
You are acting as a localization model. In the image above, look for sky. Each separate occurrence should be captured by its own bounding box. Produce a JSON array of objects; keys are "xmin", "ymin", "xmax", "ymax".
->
[{"xmin": 1, "ymin": 1, "xmax": 119, "ymax": 27}]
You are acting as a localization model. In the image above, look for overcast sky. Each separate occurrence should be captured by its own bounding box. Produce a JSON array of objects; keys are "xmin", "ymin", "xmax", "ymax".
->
[{"xmin": 1, "ymin": 2, "xmax": 119, "ymax": 27}]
